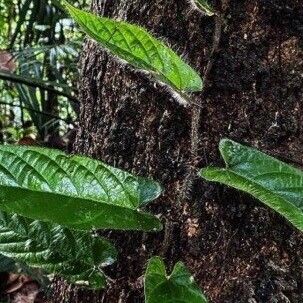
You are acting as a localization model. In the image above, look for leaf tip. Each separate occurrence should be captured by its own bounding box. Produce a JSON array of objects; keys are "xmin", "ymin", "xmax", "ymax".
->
[
  {"xmin": 138, "ymin": 178, "xmax": 163, "ymax": 205},
  {"xmin": 60, "ymin": 0, "xmax": 77, "ymax": 16},
  {"xmin": 145, "ymin": 256, "xmax": 166, "ymax": 275},
  {"xmin": 199, "ymin": 167, "xmax": 220, "ymax": 180},
  {"xmin": 185, "ymin": 73, "xmax": 203, "ymax": 93},
  {"xmin": 60, "ymin": 0, "xmax": 70, "ymax": 8},
  {"xmin": 193, "ymin": 0, "xmax": 215, "ymax": 16},
  {"xmin": 153, "ymin": 220, "xmax": 164, "ymax": 232},
  {"xmin": 219, "ymin": 138, "xmax": 236, "ymax": 150},
  {"xmin": 219, "ymin": 138, "xmax": 240, "ymax": 164}
]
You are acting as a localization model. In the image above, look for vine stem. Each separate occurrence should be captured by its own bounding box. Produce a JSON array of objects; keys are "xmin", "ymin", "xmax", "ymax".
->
[
  {"xmin": 203, "ymin": 14, "xmax": 223, "ymax": 86},
  {"xmin": 165, "ymin": 8, "xmax": 225, "ymax": 257},
  {"xmin": 191, "ymin": 13, "xmax": 223, "ymax": 157},
  {"xmin": 180, "ymin": 13, "xmax": 223, "ymax": 201}
]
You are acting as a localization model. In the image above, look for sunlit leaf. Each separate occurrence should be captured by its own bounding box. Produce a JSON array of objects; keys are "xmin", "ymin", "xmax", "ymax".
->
[
  {"xmin": 0, "ymin": 145, "xmax": 162, "ymax": 231},
  {"xmin": 61, "ymin": 0, "xmax": 203, "ymax": 96},
  {"xmin": 0, "ymin": 212, "xmax": 116, "ymax": 289},
  {"xmin": 144, "ymin": 256, "xmax": 208, "ymax": 303},
  {"xmin": 200, "ymin": 139, "xmax": 303, "ymax": 231}
]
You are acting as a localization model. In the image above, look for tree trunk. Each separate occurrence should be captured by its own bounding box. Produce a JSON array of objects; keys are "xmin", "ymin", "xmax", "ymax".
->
[{"xmin": 52, "ymin": 0, "xmax": 303, "ymax": 302}]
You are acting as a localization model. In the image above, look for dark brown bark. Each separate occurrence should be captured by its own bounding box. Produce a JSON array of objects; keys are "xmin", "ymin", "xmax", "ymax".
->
[{"xmin": 52, "ymin": 0, "xmax": 303, "ymax": 302}]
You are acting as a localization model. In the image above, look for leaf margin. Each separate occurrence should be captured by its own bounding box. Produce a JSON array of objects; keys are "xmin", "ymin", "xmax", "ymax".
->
[
  {"xmin": 0, "ymin": 211, "xmax": 117, "ymax": 289},
  {"xmin": 0, "ymin": 144, "xmax": 163, "ymax": 232},
  {"xmin": 60, "ymin": 0, "xmax": 203, "ymax": 97},
  {"xmin": 200, "ymin": 138, "xmax": 303, "ymax": 232}
]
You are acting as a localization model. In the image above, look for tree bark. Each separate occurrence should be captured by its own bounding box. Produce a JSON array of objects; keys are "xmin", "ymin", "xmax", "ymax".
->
[{"xmin": 52, "ymin": 0, "xmax": 303, "ymax": 302}]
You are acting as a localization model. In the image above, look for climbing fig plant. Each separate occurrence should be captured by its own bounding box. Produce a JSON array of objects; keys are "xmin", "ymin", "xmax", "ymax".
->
[{"xmin": 200, "ymin": 139, "xmax": 303, "ymax": 231}]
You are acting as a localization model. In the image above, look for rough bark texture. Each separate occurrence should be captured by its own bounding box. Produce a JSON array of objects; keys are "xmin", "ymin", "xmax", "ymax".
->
[{"xmin": 52, "ymin": 0, "xmax": 303, "ymax": 302}]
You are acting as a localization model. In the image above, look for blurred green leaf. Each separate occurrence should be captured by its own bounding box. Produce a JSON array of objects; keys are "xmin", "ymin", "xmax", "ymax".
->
[{"xmin": 0, "ymin": 70, "xmax": 74, "ymax": 100}]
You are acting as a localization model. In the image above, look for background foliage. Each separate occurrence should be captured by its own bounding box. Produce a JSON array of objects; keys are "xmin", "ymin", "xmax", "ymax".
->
[
  {"xmin": 0, "ymin": 1, "xmax": 88, "ymax": 299},
  {"xmin": 0, "ymin": 0, "xmax": 88, "ymax": 146}
]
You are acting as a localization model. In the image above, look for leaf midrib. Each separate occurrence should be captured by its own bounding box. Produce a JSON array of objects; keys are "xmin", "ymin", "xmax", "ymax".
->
[
  {"xmin": 223, "ymin": 167, "xmax": 302, "ymax": 207},
  {"xmin": 203, "ymin": 168, "xmax": 303, "ymax": 227},
  {"xmin": 66, "ymin": 4, "xmax": 194, "ymax": 92},
  {"xmin": 0, "ymin": 183, "xmax": 139, "ymax": 213},
  {"xmin": 1, "ymin": 147, "xmax": 139, "ymax": 208}
]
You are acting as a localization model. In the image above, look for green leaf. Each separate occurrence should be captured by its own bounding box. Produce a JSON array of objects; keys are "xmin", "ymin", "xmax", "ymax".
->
[
  {"xmin": 0, "ymin": 145, "xmax": 162, "ymax": 231},
  {"xmin": 0, "ymin": 70, "xmax": 75, "ymax": 102},
  {"xmin": 61, "ymin": 0, "xmax": 203, "ymax": 96},
  {"xmin": 192, "ymin": 0, "xmax": 215, "ymax": 16},
  {"xmin": 144, "ymin": 256, "xmax": 208, "ymax": 303},
  {"xmin": 200, "ymin": 139, "xmax": 303, "ymax": 231},
  {"xmin": 0, "ymin": 212, "xmax": 117, "ymax": 289},
  {"xmin": 9, "ymin": 0, "xmax": 32, "ymax": 48}
]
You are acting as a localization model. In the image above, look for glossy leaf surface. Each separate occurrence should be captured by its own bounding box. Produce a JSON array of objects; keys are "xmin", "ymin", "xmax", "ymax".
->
[
  {"xmin": 0, "ymin": 212, "xmax": 117, "ymax": 289},
  {"xmin": 144, "ymin": 256, "xmax": 208, "ymax": 303},
  {"xmin": 200, "ymin": 139, "xmax": 303, "ymax": 231},
  {"xmin": 0, "ymin": 145, "xmax": 162, "ymax": 231},
  {"xmin": 61, "ymin": 0, "xmax": 203, "ymax": 94}
]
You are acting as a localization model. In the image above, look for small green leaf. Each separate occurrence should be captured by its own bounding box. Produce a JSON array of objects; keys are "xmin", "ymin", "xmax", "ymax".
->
[
  {"xmin": 0, "ymin": 145, "xmax": 162, "ymax": 231},
  {"xmin": 61, "ymin": 0, "xmax": 203, "ymax": 96},
  {"xmin": 192, "ymin": 0, "xmax": 215, "ymax": 16},
  {"xmin": 200, "ymin": 139, "xmax": 303, "ymax": 231},
  {"xmin": 144, "ymin": 256, "xmax": 208, "ymax": 303},
  {"xmin": 0, "ymin": 212, "xmax": 117, "ymax": 289}
]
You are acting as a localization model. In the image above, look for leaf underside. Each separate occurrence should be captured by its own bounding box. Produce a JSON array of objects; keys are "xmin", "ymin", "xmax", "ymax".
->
[
  {"xmin": 61, "ymin": 0, "xmax": 203, "ymax": 95},
  {"xmin": 144, "ymin": 256, "xmax": 208, "ymax": 303},
  {"xmin": 0, "ymin": 212, "xmax": 117, "ymax": 289},
  {"xmin": 0, "ymin": 145, "xmax": 162, "ymax": 231},
  {"xmin": 200, "ymin": 139, "xmax": 303, "ymax": 231}
]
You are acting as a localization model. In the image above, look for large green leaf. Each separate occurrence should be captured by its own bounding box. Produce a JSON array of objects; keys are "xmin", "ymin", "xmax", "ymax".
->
[
  {"xmin": 200, "ymin": 139, "xmax": 303, "ymax": 231},
  {"xmin": 0, "ymin": 211, "xmax": 117, "ymax": 289},
  {"xmin": 61, "ymin": 0, "xmax": 203, "ymax": 97},
  {"xmin": 0, "ymin": 145, "xmax": 162, "ymax": 231},
  {"xmin": 144, "ymin": 256, "xmax": 208, "ymax": 303},
  {"xmin": 192, "ymin": 0, "xmax": 215, "ymax": 16}
]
